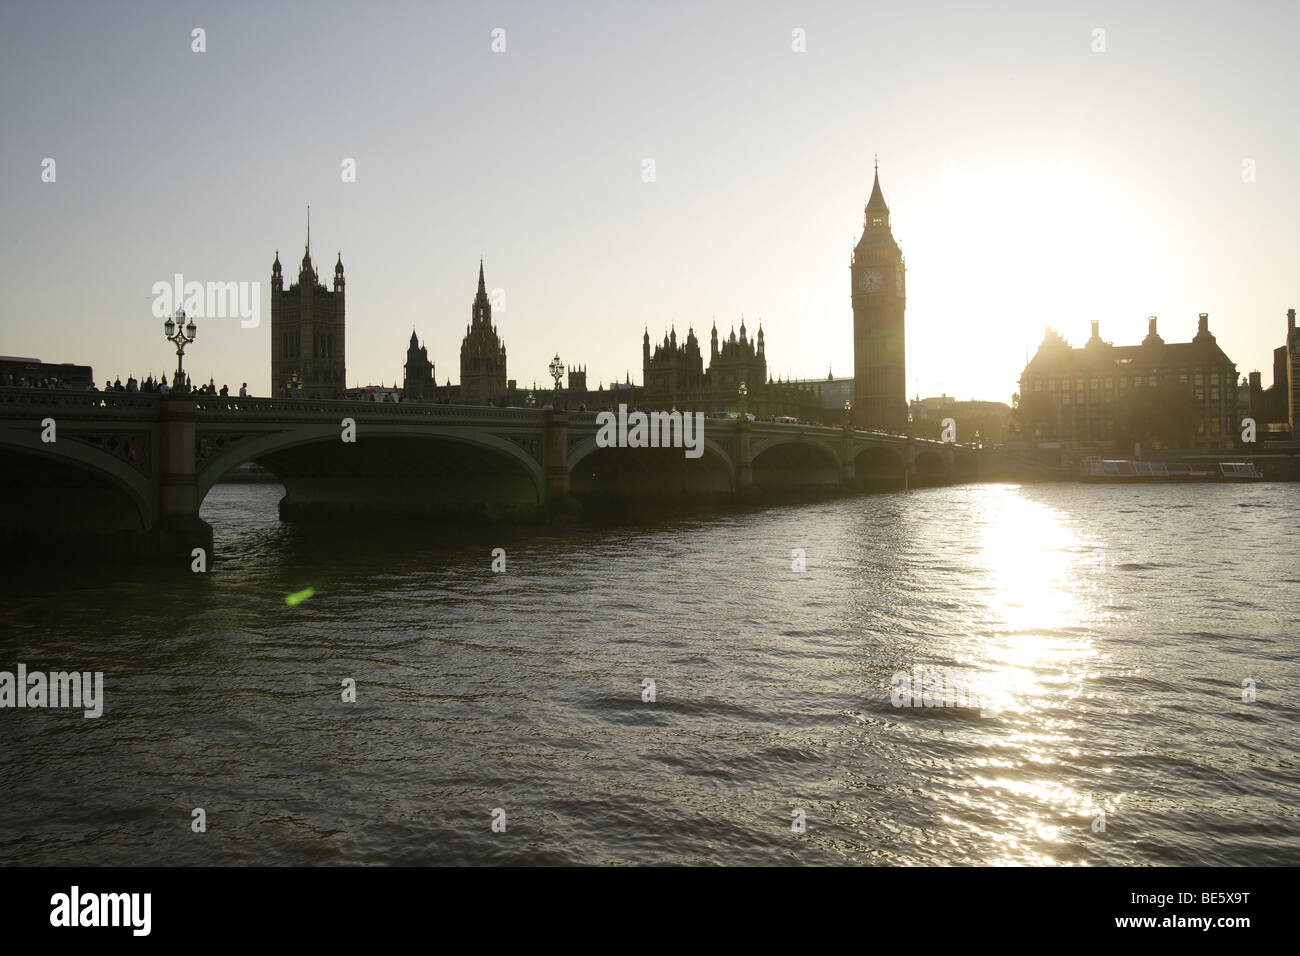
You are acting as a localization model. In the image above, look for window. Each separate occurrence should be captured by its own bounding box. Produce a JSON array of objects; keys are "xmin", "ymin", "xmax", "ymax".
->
[
  {"xmin": 1090, "ymin": 378, "xmax": 1099, "ymax": 390},
  {"xmin": 1048, "ymin": 379, "xmax": 1056, "ymax": 391},
  {"xmin": 1104, "ymin": 377, "xmax": 1113, "ymax": 389},
  {"xmin": 1149, "ymin": 374, "xmax": 1158, "ymax": 387},
  {"xmin": 1211, "ymin": 388, "xmax": 1220, "ymax": 401},
  {"xmin": 1195, "ymin": 370, "xmax": 1204, "ymax": 385},
  {"xmin": 1033, "ymin": 379, "xmax": 1042, "ymax": 392},
  {"xmin": 1210, "ymin": 372, "xmax": 1219, "ymax": 385},
  {"xmin": 1195, "ymin": 388, "xmax": 1204, "ymax": 400}
]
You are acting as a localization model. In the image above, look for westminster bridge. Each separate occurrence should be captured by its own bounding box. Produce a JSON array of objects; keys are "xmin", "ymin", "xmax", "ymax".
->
[{"xmin": 0, "ymin": 389, "xmax": 979, "ymax": 560}]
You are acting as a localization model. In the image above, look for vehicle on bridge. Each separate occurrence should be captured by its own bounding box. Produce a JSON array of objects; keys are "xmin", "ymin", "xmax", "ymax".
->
[{"xmin": 0, "ymin": 356, "xmax": 93, "ymax": 390}]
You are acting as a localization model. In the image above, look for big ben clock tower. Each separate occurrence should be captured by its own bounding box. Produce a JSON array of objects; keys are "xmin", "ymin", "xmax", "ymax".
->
[{"xmin": 851, "ymin": 160, "xmax": 907, "ymax": 431}]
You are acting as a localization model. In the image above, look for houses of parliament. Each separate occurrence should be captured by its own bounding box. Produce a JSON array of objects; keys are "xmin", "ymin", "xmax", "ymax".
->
[
  {"xmin": 632, "ymin": 162, "xmax": 908, "ymax": 426},
  {"xmin": 270, "ymin": 168, "xmax": 912, "ymax": 428}
]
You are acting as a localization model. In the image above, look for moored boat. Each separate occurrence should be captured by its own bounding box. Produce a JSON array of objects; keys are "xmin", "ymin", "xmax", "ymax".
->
[{"xmin": 1080, "ymin": 456, "xmax": 1262, "ymax": 482}]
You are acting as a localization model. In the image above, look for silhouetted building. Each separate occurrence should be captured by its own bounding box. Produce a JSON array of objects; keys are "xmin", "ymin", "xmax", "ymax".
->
[
  {"xmin": 640, "ymin": 320, "xmax": 825, "ymax": 419},
  {"xmin": 1019, "ymin": 314, "xmax": 1240, "ymax": 452},
  {"xmin": 911, "ymin": 395, "xmax": 1011, "ymax": 445},
  {"xmin": 459, "ymin": 261, "xmax": 508, "ymax": 405},
  {"xmin": 1247, "ymin": 308, "xmax": 1298, "ymax": 440},
  {"xmin": 403, "ymin": 331, "xmax": 435, "ymax": 400},
  {"xmin": 271, "ymin": 228, "xmax": 345, "ymax": 397},
  {"xmin": 852, "ymin": 161, "xmax": 907, "ymax": 431},
  {"xmin": 505, "ymin": 368, "xmax": 643, "ymax": 411},
  {"xmin": 790, "ymin": 369, "xmax": 854, "ymax": 411},
  {"xmin": 1288, "ymin": 308, "xmax": 1300, "ymax": 437}
]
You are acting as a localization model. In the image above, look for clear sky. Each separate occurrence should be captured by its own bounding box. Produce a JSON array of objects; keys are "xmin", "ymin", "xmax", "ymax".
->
[{"xmin": 2, "ymin": 0, "xmax": 1296, "ymax": 400}]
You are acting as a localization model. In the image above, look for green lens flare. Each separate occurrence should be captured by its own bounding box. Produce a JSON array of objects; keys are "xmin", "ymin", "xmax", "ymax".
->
[{"xmin": 285, "ymin": 587, "xmax": 315, "ymax": 607}]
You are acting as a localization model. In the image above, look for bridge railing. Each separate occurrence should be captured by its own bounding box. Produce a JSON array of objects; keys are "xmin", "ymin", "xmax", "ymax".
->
[
  {"xmin": 0, "ymin": 388, "xmax": 980, "ymax": 446},
  {"xmin": 192, "ymin": 396, "xmax": 547, "ymax": 425},
  {"xmin": 0, "ymin": 386, "xmax": 161, "ymax": 419}
]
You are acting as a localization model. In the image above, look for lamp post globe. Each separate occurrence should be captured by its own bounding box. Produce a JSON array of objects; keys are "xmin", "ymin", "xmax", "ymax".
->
[{"xmin": 162, "ymin": 307, "xmax": 196, "ymax": 393}]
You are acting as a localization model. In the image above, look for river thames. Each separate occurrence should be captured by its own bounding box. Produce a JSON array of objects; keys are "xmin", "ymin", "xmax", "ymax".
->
[{"xmin": 2, "ymin": 481, "xmax": 1297, "ymax": 865}]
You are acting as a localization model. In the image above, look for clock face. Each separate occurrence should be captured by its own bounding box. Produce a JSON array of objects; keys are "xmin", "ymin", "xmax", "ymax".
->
[{"xmin": 859, "ymin": 268, "xmax": 883, "ymax": 293}]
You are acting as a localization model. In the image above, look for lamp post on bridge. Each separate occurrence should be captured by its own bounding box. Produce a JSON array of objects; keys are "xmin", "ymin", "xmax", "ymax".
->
[
  {"xmin": 738, "ymin": 380, "xmax": 748, "ymax": 421},
  {"xmin": 549, "ymin": 354, "xmax": 565, "ymax": 406},
  {"xmin": 162, "ymin": 308, "xmax": 196, "ymax": 394}
]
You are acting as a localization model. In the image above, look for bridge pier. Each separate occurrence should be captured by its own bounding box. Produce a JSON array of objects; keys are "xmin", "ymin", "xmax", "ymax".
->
[
  {"xmin": 153, "ymin": 398, "xmax": 213, "ymax": 563},
  {"xmin": 734, "ymin": 419, "xmax": 759, "ymax": 501},
  {"xmin": 544, "ymin": 409, "xmax": 580, "ymax": 520},
  {"xmin": 839, "ymin": 423, "xmax": 856, "ymax": 488}
]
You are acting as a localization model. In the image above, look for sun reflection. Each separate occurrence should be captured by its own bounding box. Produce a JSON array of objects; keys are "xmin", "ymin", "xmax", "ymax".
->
[
  {"xmin": 939, "ymin": 486, "xmax": 1115, "ymax": 863},
  {"xmin": 964, "ymin": 486, "xmax": 1101, "ymax": 717},
  {"xmin": 979, "ymin": 488, "xmax": 1083, "ymax": 635}
]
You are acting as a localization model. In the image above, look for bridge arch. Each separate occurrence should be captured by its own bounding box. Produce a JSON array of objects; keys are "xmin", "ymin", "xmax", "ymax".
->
[
  {"xmin": 747, "ymin": 435, "xmax": 841, "ymax": 493},
  {"xmin": 567, "ymin": 435, "xmax": 735, "ymax": 510},
  {"xmin": 0, "ymin": 428, "xmax": 155, "ymax": 539},
  {"xmin": 911, "ymin": 446, "xmax": 953, "ymax": 484},
  {"xmin": 853, "ymin": 443, "xmax": 907, "ymax": 488},
  {"xmin": 952, "ymin": 453, "xmax": 978, "ymax": 484},
  {"xmin": 196, "ymin": 424, "xmax": 547, "ymax": 520},
  {"xmin": 566, "ymin": 434, "xmax": 735, "ymax": 477}
]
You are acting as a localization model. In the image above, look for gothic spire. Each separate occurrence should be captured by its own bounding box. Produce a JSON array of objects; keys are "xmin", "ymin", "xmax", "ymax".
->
[
  {"xmin": 866, "ymin": 163, "xmax": 889, "ymax": 215},
  {"xmin": 301, "ymin": 205, "xmax": 313, "ymax": 271}
]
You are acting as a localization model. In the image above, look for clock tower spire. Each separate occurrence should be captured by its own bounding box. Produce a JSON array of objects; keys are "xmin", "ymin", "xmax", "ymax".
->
[{"xmin": 851, "ymin": 160, "xmax": 907, "ymax": 431}]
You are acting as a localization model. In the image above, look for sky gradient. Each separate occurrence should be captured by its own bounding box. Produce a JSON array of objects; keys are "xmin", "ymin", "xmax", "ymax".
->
[{"xmin": 2, "ymin": 0, "xmax": 1297, "ymax": 400}]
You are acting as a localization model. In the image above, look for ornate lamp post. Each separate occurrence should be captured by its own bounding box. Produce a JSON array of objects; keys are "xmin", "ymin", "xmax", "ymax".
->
[
  {"xmin": 287, "ymin": 372, "xmax": 301, "ymax": 398},
  {"xmin": 737, "ymin": 380, "xmax": 748, "ymax": 420},
  {"xmin": 549, "ymin": 354, "xmax": 565, "ymax": 402},
  {"xmin": 526, "ymin": 389, "xmax": 536, "ymax": 408},
  {"xmin": 162, "ymin": 308, "xmax": 197, "ymax": 393},
  {"xmin": 843, "ymin": 399, "xmax": 852, "ymax": 427}
]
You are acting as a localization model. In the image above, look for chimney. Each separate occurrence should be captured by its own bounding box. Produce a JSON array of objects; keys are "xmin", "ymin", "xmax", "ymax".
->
[
  {"xmin": 1090, "ymin": 320, "xmax": 1099, "ymax": 339},
  {"xmin": 1198, "ymin": 312, "xmax": 1209, "ymax": 335},
  {"xmin": 1148, "ymin": 316, "xmax": 1157, "ymax": 336},
  {"xmin": 1289, "ymin": 308, "xmax": 1296, "ymax": 334}
]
